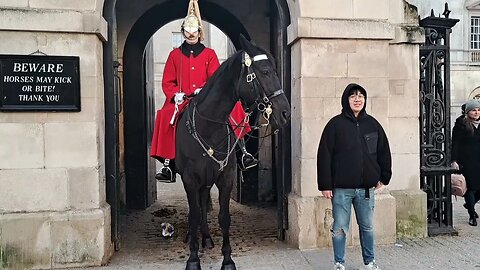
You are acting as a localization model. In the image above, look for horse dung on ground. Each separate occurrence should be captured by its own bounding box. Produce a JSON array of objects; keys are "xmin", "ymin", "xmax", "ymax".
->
[{"xmin": 175, "ymin": 34, "xmax": 291, "ymax": 270}]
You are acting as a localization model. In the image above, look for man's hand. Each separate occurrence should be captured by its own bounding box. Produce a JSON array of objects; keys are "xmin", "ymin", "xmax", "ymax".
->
[
  {"xmin": 194, "ymin": 88, "xmax": 202, "ymax": 95},
  {"xmin": 174, "ymin": 92, "xmax": 186, "ymax": 104},
  {"xmin": 375, "ymin": 181, "xmax": 384, "ymax": 190},
  {"xmin": 322, "ymin": 190, "xmax": 333, "ymax": 199}
]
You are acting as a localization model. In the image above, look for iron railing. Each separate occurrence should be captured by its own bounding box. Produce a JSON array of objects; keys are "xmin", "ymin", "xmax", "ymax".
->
[{"xmin": 419, "ymin": 5, "xmax": 459, "ymax": 236}]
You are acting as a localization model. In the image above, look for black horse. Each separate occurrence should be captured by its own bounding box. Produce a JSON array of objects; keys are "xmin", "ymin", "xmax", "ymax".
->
[{"xmin": 175, "ymin": 34, "xmax": 291, "ymax": 270}]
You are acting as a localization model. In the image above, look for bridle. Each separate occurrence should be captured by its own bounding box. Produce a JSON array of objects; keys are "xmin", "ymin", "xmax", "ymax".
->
[
  {"xmin": 236, "ymin": 52, "xmax": 284, "ymax": 129},
  {"xmin": 186, "ymin": 51, "xmax": 284, "ymax": 171}
]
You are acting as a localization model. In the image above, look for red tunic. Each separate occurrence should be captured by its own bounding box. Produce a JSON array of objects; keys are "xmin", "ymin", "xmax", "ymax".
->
[{"xmin": 150, "ymin": 45, "xmax": 250, "ymax": 159}]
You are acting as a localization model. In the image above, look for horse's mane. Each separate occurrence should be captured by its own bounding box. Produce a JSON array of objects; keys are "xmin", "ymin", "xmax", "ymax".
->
[
  {"xmin": 193, "ymin": 44, "xmax": 275, "ymax": 105},
  {"xmin": 209, "ymin": 51, "xmax": 241, "ymax": 84},
  {"xmin": 193, "ymin": 50, "xmax": 242, "ymax": 105}
]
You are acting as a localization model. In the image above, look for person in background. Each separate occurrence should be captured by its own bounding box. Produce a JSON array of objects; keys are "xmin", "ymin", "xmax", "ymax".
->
[
  {"xmin": 454, "ymin": 103, "xmax": 466, "ymax": 123},
  {"xmin": 451, "ymin": 99, "xmax": 480, "ymax": 226},
  {"xmin": 150, "ymin": 0, "xmax": 257, "ymax": 183},
  {"xmin": 317, "ymin": 83, "xmax": 392, "ymax": 270}
]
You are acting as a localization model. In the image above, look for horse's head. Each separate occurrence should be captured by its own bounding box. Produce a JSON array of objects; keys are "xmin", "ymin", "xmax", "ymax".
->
[{"xmin": 236, "ymin": 35, "xmax": 291, "ymax": 130}]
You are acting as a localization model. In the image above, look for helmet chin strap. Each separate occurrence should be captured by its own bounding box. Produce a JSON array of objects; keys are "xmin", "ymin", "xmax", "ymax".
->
[{"xmin": 185, "ymin": 39, "xmax": 198, "ymax": 45}]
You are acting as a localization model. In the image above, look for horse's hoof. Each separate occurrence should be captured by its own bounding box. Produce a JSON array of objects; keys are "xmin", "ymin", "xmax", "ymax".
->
[
  {"xmin": 183, "ymin": 233, "xmax": 191, "ymax": 244},
  {"xmin": 185, "ymin": 261, "xmax": 201, "ymax": 270},
  {"xmin": 220, "ymin": 263, "xmax": 236, "ymax": 270},
  {"xmin": 202, "ymin": 237, "xmax": 214, "ymax": 249}
]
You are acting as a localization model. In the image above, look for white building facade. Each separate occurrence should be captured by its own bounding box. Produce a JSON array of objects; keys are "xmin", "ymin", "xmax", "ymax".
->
[{"xmin": 412, "ymin": 0, "xmax": 480, "ymax": 120}]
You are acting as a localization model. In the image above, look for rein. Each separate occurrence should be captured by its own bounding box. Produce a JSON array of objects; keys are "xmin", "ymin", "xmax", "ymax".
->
[{"xmin": 187, "ymin": 103, "xmax": 241, "ymax": 171}]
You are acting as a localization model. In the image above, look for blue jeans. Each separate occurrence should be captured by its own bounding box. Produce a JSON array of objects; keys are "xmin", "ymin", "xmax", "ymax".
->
[{"xmin": 331, "ymin": 188, "xmax": 375, "ymax": 265}]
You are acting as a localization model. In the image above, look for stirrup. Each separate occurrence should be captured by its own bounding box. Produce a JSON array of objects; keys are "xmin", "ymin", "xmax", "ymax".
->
[
  {"xmin": 155, "ymin": 165, "xmax": 175, "ymax": 183},
  {"xmin": 239, "ymin": 153, "xmax": 258, "ymax": 171}
]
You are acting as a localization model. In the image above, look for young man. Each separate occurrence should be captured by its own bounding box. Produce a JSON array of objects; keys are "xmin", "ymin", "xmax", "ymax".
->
[
  {"xmin": 150, "ymin": 0, "xmax": 257, "ymax": 182},
  {"xmin": 317, "ymin": 83, "xmax": 392, "ymax": 270}
]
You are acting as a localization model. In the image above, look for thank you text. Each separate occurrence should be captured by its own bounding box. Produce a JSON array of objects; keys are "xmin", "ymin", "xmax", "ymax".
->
[{"xmin": 0, "ymin": 55, "xmax": 80, "ymax": 111}]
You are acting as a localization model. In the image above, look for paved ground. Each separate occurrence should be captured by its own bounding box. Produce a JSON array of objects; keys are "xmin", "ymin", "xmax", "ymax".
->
[
  {"xmin": 79, "ymin": 180, "xmax": 480, "ymax": 270},
  {"xmin": 113, "ymin": 180, "xmax": 279, "ymax": 264}
]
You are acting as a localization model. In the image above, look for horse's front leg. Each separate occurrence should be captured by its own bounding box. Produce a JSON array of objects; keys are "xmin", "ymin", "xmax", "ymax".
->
[
  {"xmin": 200, "ymin": 187, "xmax": 214, "ymax": 249},
  {"xmin": 183, "ymin": 188, "xmax": 214, "ymax": 248},
  {"xmin": 217, "ymin": 170, "xmax": 236, "ymax": 270},
  {"xmin": 185, "ymin": 187, "xmax": 202, "ymax": 270}
]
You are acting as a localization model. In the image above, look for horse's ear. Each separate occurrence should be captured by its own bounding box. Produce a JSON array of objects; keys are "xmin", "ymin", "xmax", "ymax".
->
[{"xmin": 239, "ymin": 33, "xmax": 255, "ymax": 54}]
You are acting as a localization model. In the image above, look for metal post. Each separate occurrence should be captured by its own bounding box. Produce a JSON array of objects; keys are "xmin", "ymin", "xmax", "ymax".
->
[{"xmin": 419, "ymin": 3, "xmax": 459, "ymax": 236}]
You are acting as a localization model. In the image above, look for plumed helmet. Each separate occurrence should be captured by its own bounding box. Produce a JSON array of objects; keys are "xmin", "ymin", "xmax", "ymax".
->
[{"xmin": 181, "ymin": 0, "xmax": 204, "ymax": 41}]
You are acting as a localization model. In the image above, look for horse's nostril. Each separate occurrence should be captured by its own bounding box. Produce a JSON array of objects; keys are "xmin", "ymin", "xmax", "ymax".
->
[{"xmin": 282, "ymin": 110, "xmax": 290, "ymax": 120}]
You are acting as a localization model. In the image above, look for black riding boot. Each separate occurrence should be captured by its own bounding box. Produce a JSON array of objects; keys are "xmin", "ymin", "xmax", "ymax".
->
[
  {"xmin": 238, "ymin": 139, "xmax": 258, "ymax": 171},
  {"xmin": 465, "ymin": 190, "xmax": 478, "ymax": 226},
  {"xmin": 155, "ymin": 159, "xmax": 176, "ymax": 183},
  {"xmin": 463, "ymin": 203, "xmax": 479, "ymax": 218}
]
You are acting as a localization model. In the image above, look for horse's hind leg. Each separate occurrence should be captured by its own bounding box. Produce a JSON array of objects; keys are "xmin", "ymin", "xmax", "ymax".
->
[
  {"xmin": 217, "ymin": 170, "xmax": 237, "ymax": 270},
  {"xmin": 200, "ymin": 187, "xmax": 214, "ymax": 249},
  {"xmin": 184, "ymin": 187, "xmax": 202, "ymax": 270}
]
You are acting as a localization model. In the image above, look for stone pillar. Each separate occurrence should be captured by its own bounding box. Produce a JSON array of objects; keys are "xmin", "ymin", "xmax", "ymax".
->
[
  {"xmin": 0, "ymin": 1, "xmax": 112, "ymax": 269},
  {"xmin": 286, "ymin": 0, "xmax": 426, "ymax": 249}
]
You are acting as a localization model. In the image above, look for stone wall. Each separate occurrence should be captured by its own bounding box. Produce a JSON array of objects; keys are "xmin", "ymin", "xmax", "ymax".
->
[{"xmin": 0, "ymin": 1, "xmax": 112, "ymax": 268}]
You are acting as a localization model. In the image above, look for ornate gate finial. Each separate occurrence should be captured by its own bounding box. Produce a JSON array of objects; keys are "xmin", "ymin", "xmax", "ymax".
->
[{"xmin": 442, "ymin": 3, "xmax": 451, "ymax": 18}]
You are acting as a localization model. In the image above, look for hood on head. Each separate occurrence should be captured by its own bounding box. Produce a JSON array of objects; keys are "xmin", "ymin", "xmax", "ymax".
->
[{"xmin": 341, "ymin": 83, "xmax": 367, "ymax": 117}]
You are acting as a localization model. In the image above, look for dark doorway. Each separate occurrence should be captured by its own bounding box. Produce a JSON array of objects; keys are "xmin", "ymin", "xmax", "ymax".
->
[
  {"xmin": 122, "ymin": 1, "xmax": 252, "ymax": 210},
  {"xmin": 104, "ymin": 0, "xmax": 291, "ymax": 251}
]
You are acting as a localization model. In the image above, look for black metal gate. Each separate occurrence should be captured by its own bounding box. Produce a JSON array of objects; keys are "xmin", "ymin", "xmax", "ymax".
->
[{"xmin": 419, "ymin": 6, "xmax": 459, "ymax": 236}]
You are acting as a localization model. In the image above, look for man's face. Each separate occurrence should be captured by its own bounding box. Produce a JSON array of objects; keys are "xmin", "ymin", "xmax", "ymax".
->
[
  {"xmin": 183, "ymin": 28, "xmax": 199, "ymax": 45},
  {"xmin": 348, "ymin": 90, "xmax": 365, "ymax": 116}
]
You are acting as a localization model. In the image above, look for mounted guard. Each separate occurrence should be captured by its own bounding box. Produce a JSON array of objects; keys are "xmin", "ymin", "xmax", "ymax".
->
[{"xmin": 150, "ymin": 0, "xmax": 258, "ymax": 183}]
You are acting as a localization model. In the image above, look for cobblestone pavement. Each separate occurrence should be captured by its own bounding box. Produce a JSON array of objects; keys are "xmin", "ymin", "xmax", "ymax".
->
[
  {"xmin": 113, "ymin": 180, "xmax": 280, "ymax": 264},
  {"xmin": 80, "ymin": 180, "xmax": 480, "ymax": 270}
]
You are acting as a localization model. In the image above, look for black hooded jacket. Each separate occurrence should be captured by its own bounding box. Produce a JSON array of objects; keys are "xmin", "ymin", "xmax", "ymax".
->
[
  {"xmin": 451, "ymin": 116, "xmax": 480, "ymax": 190},
  {"xmin": 317, "ymin": 83, "xmax": 392, "ymax": 190}
]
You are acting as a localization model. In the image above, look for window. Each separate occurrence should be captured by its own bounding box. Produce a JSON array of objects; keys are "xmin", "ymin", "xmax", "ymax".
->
[
  {"xmin": 172, "ymin": 32, "xmax": 183, "ymax": 49},
  {"xmin": 471, "ymin": 16, "xmax": 480, "ymax": 62},
  {"xmin": 472, "ymin": 16, "xmax": 480, "ymax": 49}
]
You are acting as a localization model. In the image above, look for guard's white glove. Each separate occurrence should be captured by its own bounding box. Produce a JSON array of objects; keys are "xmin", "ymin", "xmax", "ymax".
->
[
  {"xmin": 194, "ymin": 88, "xmax": 202, "ymax": 95},
  {"xmin": 451, "ymin": 161, "xmax": 460, "ymax": 170},
  {"xmin": 174, "ymin": 92, "xmax": 186, "ymax": 104}
]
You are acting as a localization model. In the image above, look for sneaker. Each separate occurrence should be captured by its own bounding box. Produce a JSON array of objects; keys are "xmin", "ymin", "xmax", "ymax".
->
[
  {"xmin": 155, "ymin": 167, "xmax": 176, "ymax": 183},
  {"xmin": 363, "ymin": 261, "xmax": 381, "ymax": 270},
  {"xmin": 334, "ymin": 262, "xmax": 345, "ymax": 270},
  {"xmin": 239, "ymin": 153, "xmax": 259, "ymax": 171}
]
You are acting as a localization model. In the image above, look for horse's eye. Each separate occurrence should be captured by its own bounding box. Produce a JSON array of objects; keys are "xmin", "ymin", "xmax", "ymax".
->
[{"xmin": 262, "ymin": 70, "xmax": 269, "ymax": 75}]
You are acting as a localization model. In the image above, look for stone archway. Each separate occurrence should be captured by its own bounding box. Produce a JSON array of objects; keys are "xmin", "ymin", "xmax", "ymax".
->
[
  {"xmin": 104, "ymin": 0, "xmax": 292, "ymax": 252},
  {"xmin": 470, "ymin": 86, "xmax": 480, "ymax": 100},
  {"xmin": 122, "ymin": 1, "xmax": 253, "ymax": 210}
]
